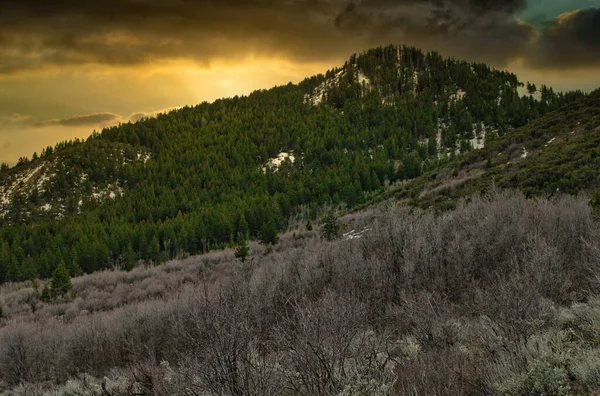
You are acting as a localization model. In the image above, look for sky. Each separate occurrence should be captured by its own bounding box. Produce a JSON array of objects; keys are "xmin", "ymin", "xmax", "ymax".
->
[{"xmin": 0, "ymin": 0, "xmax": 599, "ymax": 164}]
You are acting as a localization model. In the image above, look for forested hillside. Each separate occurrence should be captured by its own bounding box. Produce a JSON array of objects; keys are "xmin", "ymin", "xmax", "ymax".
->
[
  {"xmin": 0, "ymin": 45, "xmax": 587, "ymax": 283},
  {"xmin": 386, "ymin": 88, "xmax": 600, "ymax": 211}
]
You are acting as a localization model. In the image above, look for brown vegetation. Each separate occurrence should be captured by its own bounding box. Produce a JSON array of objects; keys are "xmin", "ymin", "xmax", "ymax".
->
[{"xmin": 1, "ymin": 192, "xmax": 600, "ymax": 395}]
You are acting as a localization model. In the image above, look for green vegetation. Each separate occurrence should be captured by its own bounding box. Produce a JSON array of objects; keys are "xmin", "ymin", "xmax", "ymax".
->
[
  {"xmin": 234, "ymin": 239, "xmax": 250, "ymax": 263},
  {"xmin": 386, "ymin": 88, "xmax": 600, "ymax": 211},
  {"xmin": 2, "ymin": 192, "xmax": 600, "ymax": 394},
  {"xmin": 259, "ymin": 218, "xmax": 280, "ymax": 246},
  {"xmin": 50, "ymin": 260, "xmax": 72, "ymax": 297},
  {"xmin": 39, "ymin": 283, "xmax": 51, "ymax": 302},
  {"xmin": 320, "ymin": 211, "xmax": 341, "ymax": 241},
  {"xmin": 2, "ymin": 43, "xmax": 600, "ymax": 394},
  {"xmin": 0, "ymin": 45, "xmax": 588, "ymax": 284}
]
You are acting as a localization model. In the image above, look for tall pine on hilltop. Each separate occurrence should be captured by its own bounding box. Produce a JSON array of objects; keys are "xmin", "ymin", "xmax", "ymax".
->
[{"xmin": 0, "ymin": 44, "xmax": 589, "ymax": 284}]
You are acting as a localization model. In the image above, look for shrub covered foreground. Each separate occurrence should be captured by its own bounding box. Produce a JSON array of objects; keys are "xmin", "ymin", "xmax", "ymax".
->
[{"xmin": 1, "ymin": 192, "xmax": 600, "ymax": 395}]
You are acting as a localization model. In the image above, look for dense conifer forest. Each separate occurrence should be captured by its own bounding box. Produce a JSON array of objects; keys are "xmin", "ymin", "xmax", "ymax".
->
[{"xmin": 0, "ymin": 45, "xmax": 588, "ymax": 284}]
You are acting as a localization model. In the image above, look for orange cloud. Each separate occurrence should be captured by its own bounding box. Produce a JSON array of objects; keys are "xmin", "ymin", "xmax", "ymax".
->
[
  {"xmin": 9, "ymin": 113, "xmax": 30, "ymax": 123},
  {"xmin": 31, "ymin": 112, "xmax": 122, "ymax": 128}
]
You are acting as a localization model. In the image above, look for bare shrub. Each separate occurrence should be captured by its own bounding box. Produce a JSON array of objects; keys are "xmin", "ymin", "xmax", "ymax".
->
[
  {"xmin": 1, "ymin": 191, "xmax": 600, "ymax": 394},
  {"xmin": 272, "ymin": 290, "xmax": 395, "ymax": 395}
]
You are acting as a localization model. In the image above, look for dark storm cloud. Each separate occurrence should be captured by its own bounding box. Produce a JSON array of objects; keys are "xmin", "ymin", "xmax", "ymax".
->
[
  {"xmin": 0, "ymin": 0, "xmax": 594, "ymax": 73},
  {"xmin": 332, "ymin": 0, "xmax": 534, "ymax": 64},
  {"xmin": 528, "ymin": 7, "xmax": 600, "ymax": 69},
  {"xmin": 0, "ymin": 0, "xmax": 343, "ymax": 71},
  {"xmin": 32, "ymin": 113, "xmax": 121, "ymax": 128}
]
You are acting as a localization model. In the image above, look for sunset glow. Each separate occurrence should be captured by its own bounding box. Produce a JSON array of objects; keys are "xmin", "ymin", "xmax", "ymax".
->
[{"xmin": 1, "ymin": 0, "xmax": 599, "ymax": 163}]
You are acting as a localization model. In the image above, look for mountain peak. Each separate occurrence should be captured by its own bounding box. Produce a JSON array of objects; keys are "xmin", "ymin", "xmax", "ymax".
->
[{"xmin": 0, "ymin": 43, "xmax": 590, "ymax": 284}]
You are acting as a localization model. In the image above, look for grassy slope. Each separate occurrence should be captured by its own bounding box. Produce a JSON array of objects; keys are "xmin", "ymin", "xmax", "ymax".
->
[{"xmin": 379, "ymin": 89, "xmax": 600, "ymax": 211}]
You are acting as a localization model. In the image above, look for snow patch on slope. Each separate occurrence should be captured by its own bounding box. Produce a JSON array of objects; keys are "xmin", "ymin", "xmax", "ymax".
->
[
  {"xmin": 357, "ymin": 72, "xmax": 370, "ymax": 86},
  {"xmin": 0, "ymin": 162, "xmax": 51, "ymax": 216},
  {"xmin": 21, "ymin": 164, "xmax": 44, "ymax": 185},
  {"xmin": 517, "ymin": 85, "xmax": 542, "ymax": 101},
  {"xmin": 470, "ymin": 133, "xmax": 486, "ymax": 150},
  {"xmin": 450, "ymin": 89, "xmax": 467, "ymax": 102},
  {"xmin": 137, "ymin": 152, "xmax": 152, "ymax": 163},
  {"xmin": 91, "ymin": 184, "xmax": 124, "ymax": 201},
  {"xmin": 343, "ymin": 227, "xmax": 371, "ymax": 241},
  {"xmin": 469, "ymin": 123, "xmax": 492, "ymax": 150},
  {"xmin": 304, "ymin": 69, "xmax": 344, "ymax": 106},
  {"xmin": 263, "ymin": 152, "xmax": 295, "ymax": 173},
  {"xmin": 304, "ymin": 68, "xmax": 374, "ymax": 107}
]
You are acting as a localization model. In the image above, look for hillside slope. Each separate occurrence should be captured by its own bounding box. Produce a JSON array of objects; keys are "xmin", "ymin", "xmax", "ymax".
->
[
  {"xmin": 0, "ymin": 44, "xmax": 587, "ymax": 283},
  {"xmin": 385, "ymin": 88, "xmax": 600, "ymax": 211},
  {"xmin": 2, "ymin": 192, "xmax": 600, "ymax": 395}
]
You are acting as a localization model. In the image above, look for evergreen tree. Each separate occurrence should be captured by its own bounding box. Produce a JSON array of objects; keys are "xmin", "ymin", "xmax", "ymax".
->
[
  {"xmin": 234, "ymin": 239, "xmax": 250, "ymax": 263},
  {"xmin": 121, "ymin": 244, "xmax": 137, "ymax": 271},
  {"xmin": 590, "ymin": 188, "xmax": 600, "ymax": 212},
  {"xmin": 68, "ymin": 248, "xmax": 81, "ymax": 277},
  {"xmin": 150, "ymin": 235, "xmax": 161, "ymax": 264},
  {"xmin": 6, "ymin": 255, "xmax": 18, "ymax": 283},
  {"xmin": 51, "ymin": 260, "xmax": 72, "ymax": 297},
  {"xmin": 320, "ymin": 211, "xmax": 341, "ymax": 241},
  {"xmin": 427, "ymin": 134, "xmax": 438, "ymax": 157},
  {"xmin": 306, "ymin": 218, "xmax": 313, "ymax": 231},
  {"xmin": 259, "ymin": 218, "xmax": 279, "ymax": 246},
  {"xmin": 20, "ymin": 255, "xmax": 37, "ymax": 282},
  {"xmin": 0, "ymin": 242, "xmax": 10, "ymax": 283},
  {"xmin": 237, "ymin": 214, "xmax": 250, "ymax": 241},
  {"xmin": 40, "ymin": 283, "xmax": 52, "ymax": 302},
  {"xmin": 39, "ymin": 255, "xmax": 51, "ymax": 279}
]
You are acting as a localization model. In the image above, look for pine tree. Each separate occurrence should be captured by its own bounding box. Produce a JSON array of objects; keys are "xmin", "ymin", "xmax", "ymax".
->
[
  {"xmin": 51, "ymin": 260, "xmax": 72, "ymax": 297},
  {"xmin": 0, "ymin": 242, "xmax": 10, "ymax": 283},
  {"xmin": 234, "ymin": 239, "xmax": 250, "ymax": 263},
  {"xmin": 40, "ymin": 283, "xmax": 52, "ymax": 302},
  {"xmin": 259, "ymin": 218, "xmax": 279, "ymax": 246},
  {"xmin": 68, "ymin": 247, "xmax": 81, "ymax": 277},
  {"xmin": 20, "ymin": 255, "xmax": 37, "ymax": 282},
  {"xmin": 590, "ymin": 189, "xmax": 600, "ymax": 212},
  {"xmin": 121, "ymin": 244, "xmax": 137, "ymax": 271},
  {"xmin": 6, "ymin": 255, "xmax": 18, "ymax": 283},
  {"xmin": 427, "ymin": 134, "xmax": 438, "ymax": 157},
  {"xmin": 320, "ymin": 211, "xmax": 341, "ymax": 241},
  {"xmin": 149, "ymin": 235, "xmax": 161, "ymax": 264},
  {"xmin": 237, "ymin": 214, "xmax": 249, "ymax": 241}
]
